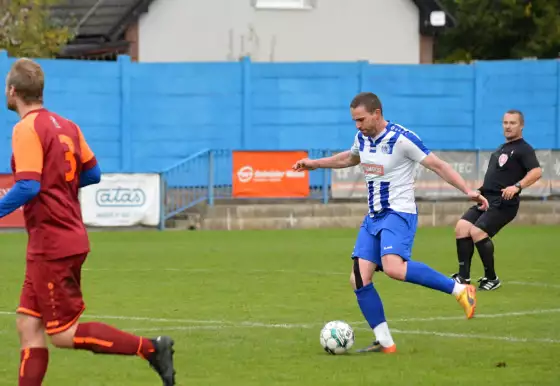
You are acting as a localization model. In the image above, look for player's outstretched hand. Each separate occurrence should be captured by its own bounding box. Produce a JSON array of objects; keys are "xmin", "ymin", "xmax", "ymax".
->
[
  {"xmin": 468, "ymin": 190, "xmax": 488, "ymax": 211},
  {"xmin": 292, "ymin": 158, "xmax": 318, "ymax": 171}
]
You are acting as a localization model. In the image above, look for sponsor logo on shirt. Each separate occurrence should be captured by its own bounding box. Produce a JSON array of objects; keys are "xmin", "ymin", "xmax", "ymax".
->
[{"xmin": 361, "ymin": 163, "xmax": 385, "ymax": 176}]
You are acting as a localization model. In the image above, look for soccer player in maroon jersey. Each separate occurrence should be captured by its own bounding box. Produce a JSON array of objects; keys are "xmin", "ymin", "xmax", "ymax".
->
[{"xmin": 3, "ymin": 58, "xmax": 176, "ymax": 386}]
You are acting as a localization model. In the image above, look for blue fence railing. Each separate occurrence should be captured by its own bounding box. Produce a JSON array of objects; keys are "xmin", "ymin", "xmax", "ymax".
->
[
  {"xmin": 159, "ymin": 149, "xmax": 333, "ymax": 227},
  {"xmin": 158, "ymin": 147, "xmax": 560, "ymax": 229}
]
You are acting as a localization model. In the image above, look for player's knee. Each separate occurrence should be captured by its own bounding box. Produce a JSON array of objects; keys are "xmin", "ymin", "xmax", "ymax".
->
[
  {"xmin": 351, "ymin": 258, "xmax": 372, "ymax": 290},
  {"xmin": 381, "ymin": 255, "xmax": 406, "ymax": 281},
  {"xmin": 50, "ymin": 323, "xmax": 79, "ymax": 349},
  {"xmin": 455, "ymin": 220, "xmax": 472, "ymax": 238},
  {"xmin": 16, "ymin": 315, "xmax": 46, "ymax": 348},
  {"xmin": 469, "ymin": 226, "xmax": 488, "ymax": 242}
]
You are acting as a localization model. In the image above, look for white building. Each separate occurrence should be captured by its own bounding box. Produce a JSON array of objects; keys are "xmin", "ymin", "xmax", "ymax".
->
[{"xmin": 57, "ymin": 0, "xmax": 455, "ymax": 64}]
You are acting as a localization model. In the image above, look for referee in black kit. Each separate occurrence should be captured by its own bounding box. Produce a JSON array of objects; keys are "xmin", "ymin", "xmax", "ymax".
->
[{"xmin": 451, "ymin": 109, "xmax": 542, "ymax": 290}]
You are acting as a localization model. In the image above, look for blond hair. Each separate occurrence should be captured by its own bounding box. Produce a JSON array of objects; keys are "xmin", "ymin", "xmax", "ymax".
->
[{"xmin": 7, "ymin": 58, "xmax": 44, "ymax": 104}]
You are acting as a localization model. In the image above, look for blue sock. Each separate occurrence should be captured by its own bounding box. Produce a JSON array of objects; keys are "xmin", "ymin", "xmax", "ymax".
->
[
  {"xmin": 355, "ymin": 283, "xmax": 386, "ymax": 329},
  {"xmin": 404, "ymin": 261, "xmax": 455, "ymax": 294}
]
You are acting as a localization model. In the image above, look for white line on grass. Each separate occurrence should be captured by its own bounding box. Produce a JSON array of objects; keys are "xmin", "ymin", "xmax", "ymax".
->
[
  {"xmin": 508, "ymin": 281, "xmax": 560, "ymax": 289},
  {"xmin": 377, "ymin": 328, "xmax": 560, "ymax": 344},
  {"xmin": 125, "ymin": 325, "xmax": 560, "ymax": 344},
  {"xmin": 1, "ymin": 308, "xmax": 560, "ymax": 328},
  {"xmin": 0, "ymin": 309, "xmax": 558, "ymax": 344},
  {"xmin": 81, "ymin": 268, "xmax": 560, "ymax": 290}
]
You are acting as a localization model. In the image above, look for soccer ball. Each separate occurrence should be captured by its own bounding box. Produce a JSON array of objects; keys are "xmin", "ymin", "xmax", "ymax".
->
[{"xmin": 319, "ymin": 320, "xmax": 355, "ymax": 355}]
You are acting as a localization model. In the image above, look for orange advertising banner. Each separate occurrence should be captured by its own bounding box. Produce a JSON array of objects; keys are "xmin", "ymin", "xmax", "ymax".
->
[
  {"xmin": 232, "ymin": 151, "xmax": 310, "ymax": 198},
  {"xmin": 0, "ymin": 174, "xmax": 25, "ymax": 228}
]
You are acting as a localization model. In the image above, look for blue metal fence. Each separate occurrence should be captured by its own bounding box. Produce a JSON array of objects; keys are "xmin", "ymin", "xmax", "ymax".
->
[
  {"xmin": 159, "ymin": 149, "xmax": 332, "ymax": 228},
  {"xmin": 158, "ymin": 147, "xmax": 560, "ymax": 229}
]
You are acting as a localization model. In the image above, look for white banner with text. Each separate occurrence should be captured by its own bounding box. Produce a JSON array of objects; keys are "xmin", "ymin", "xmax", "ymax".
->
[{"xmin": 80, "ymin": 174, "xmax": 160, "ymax": 227}]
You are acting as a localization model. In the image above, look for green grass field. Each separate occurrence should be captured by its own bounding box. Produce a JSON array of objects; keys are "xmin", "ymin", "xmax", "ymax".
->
[{"xmin": 0, "ymin": 225, "xmax": 559, "ymax": 385}]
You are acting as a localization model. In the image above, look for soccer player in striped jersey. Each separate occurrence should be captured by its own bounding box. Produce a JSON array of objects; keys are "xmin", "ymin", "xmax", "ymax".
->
[{"xmin": 293, "ymin": 92, "xmax": 488, "ymax": 353}]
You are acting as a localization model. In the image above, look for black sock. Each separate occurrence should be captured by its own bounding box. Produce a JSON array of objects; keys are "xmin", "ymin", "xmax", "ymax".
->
[
  {"xmin": 456, "ymin": 237, "xmax": 474, "ymax": 280},
  {"xmin": 475, "ymin": 237, "xmax": 496, "ymax": 280}
]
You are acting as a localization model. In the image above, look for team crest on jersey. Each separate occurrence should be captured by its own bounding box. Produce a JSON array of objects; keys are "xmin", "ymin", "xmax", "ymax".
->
[
  {"xmin": 361, "ymin": 163, "xmax": 384, "ymax": 176},
  {"xmin": 498, "ymin": 153, "xmax": 508, "ymax": 167},
  {"xmin": 380, "ymin": 144, "xmax": 391, "ymax": 154}
]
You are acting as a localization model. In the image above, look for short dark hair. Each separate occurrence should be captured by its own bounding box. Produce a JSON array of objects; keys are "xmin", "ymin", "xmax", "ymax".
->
[
  {"xmin": 350, "ymin": 92, "xmax": 383, "ymax": 114},
  {"xmin": 505, "ymin": 109, "xmax": 524, "ymax": 125},
  {"xmin": 7, "ymin": 58, "xmax": 44, "ymax": 104}
]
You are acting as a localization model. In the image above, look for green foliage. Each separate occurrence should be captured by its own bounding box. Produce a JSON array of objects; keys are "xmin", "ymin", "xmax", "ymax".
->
[
  {"xmin": 436, "ymin": 0, "xmax": 560, "ymax": 62},
  {"xmin": 0, "ymin": 0, "xmax": 75, "ymax": 58}
]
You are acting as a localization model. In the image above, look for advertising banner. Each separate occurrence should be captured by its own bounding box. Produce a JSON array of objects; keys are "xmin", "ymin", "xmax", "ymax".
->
[
  {"xmin": 415, "ymin": 151, "xmax": 478, "ymax": 198},
  {"xmin": 81, "ymin": 174, "xmax": 160, "ymax": 227},
  {"xmin": 331, "ymin": 164, "xmax": 367, "ymax": 199},
  {"xmin": 232, "ymin": 151, "xmax": 309, "ymax": 198}
]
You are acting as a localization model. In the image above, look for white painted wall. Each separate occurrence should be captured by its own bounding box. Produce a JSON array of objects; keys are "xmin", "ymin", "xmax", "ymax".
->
[{"xmin": 139, "ymin": 0, "xmax": 420, "ymax": 63}]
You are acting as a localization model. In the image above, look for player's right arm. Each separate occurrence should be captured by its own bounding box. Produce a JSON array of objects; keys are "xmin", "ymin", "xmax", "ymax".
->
[
  {"xmin": 0, "ymin": 122, "xmax": 42, "ymax": 218},
  {"xmin": 293, "ymin": 151, "xmax": 360, "ymax": 171},
  {"xmin": 76, "ymin": 126, "xmax": 101, "ymax": 188},
  {"xmin": 292, "ymin": 135, "xmax": 361, "ymax": 171}
]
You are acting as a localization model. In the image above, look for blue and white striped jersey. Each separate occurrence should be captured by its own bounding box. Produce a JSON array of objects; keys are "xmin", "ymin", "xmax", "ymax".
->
[{"xmin": 350, "ymin": 122, "xmax": 430, "ymax": 215}]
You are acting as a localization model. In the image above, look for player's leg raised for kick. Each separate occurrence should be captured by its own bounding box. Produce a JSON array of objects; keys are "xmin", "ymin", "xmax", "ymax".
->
[
  {"xmin": 398, "ymin": 258, "xmax": 477, "ymax": 319},
  {"xmin": 27, "ymin": 255, "xmax": 177, "ymax": 386},
  {"xmin": 351, "ymin": 221, "xmax": 397, "ymax": 354},
  {"xmin": 379, "ymin": 216, "xmax": 477, "ymax": 319},
  {"xmin": 46, "ymin": 310, "xmax": 176, "ymax": 385}
]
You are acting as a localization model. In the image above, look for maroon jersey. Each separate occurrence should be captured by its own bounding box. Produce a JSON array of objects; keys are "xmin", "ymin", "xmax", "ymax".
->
[{"xmin": 11, "ymin": 108, "xmax": 97, "ymax": 260}]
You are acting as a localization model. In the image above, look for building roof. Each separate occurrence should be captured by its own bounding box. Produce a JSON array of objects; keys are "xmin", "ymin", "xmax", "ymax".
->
[{"xmin": 53, "ymin": 0, "xmax": 155, "ymax": 58}]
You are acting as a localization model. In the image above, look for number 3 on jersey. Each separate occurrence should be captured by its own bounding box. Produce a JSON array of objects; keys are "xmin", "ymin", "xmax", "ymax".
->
[{"xmin": 58, "ymin": 135, "xmax": 77, "ymax": 182}]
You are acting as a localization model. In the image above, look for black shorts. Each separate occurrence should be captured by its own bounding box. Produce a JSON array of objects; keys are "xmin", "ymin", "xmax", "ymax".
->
[{"xmin": 461, "ymin": 195, "xmax": 519, "ymax": 238}]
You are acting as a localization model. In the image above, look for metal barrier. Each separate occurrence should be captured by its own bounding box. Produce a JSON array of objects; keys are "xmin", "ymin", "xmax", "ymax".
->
[
  {"xmin": 159, "ymin": 148, "xmax": 560, "ymax": 229},
  {"xmin": 158, "ymin": 149, "xmax": 333, "ymax": 228}
]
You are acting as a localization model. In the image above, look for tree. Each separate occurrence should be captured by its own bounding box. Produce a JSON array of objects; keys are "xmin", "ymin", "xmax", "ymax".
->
[
  {"xmin": 0, "ymin": 0, "xmax": 75, "ymax": 58},
  {"xmin": 435, "ymin": 0, "xmax": 560, "ymax": 62}
]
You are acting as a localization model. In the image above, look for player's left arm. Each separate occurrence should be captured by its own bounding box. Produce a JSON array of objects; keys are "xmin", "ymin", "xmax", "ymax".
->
[
  {"xmin": 76, "ymin": 126, "xmax": 101, "ymax": 188},
  {"xmin": 421, "ymin": 153, "xmax": 488, "ymax": 209},
  {"xmin": 401, "ymin": 134, "xmax": 489, "ymax": 210},
  {"xmin": 0, "ymin": 123, "xmax": 43, "ymax": 218},
  {"xmin": 502, "ymin": 146, "xmax": 542, "ymax": 199}
]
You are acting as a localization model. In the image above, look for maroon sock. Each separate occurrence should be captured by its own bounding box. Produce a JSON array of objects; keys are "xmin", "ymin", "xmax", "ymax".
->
[
  {"xmin": 19, "ymin": 348, "xmax": 48, "ymax": 386},
  {"xmin": 73, "ymin": 322, "xmax": 155, "ymax": 359}
]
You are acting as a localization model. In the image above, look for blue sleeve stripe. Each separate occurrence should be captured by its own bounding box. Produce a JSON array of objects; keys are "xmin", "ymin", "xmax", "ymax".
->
[
  {"xmin": 80, "ymin": 164, "xmax": 101, "ymax": 188},
  {"xmin": 0, "ymin": 179, "xmax": 40, "ymax": 218},
  {"xmin": 405, "ymin": 132, "xmax": 430, "ymax": 155}
]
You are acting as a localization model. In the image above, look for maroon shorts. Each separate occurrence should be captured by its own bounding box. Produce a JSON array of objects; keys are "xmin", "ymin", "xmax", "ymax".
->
[{"xmin": 17, "ymin": 253, "xmax": 87, "ymax": 335}]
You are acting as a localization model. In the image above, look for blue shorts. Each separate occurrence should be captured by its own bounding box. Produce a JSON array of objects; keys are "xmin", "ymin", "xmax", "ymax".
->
[{"xmin": 351, "ymin": 210, "xmax": 418, "ymax": 270}]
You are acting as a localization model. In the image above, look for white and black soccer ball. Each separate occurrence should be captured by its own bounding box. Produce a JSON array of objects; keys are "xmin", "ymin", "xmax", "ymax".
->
[{"xmin": 319, "ymin": 320, "xmax": 355, "ymax": 355}]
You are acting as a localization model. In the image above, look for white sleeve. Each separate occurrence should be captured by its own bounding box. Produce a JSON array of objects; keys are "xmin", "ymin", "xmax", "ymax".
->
[
  {"xmin": 401, "ymin": 133, "xmax": 431, "ymax": 163},
  {"xmin": 350, "ymin": 134, "xmax": 361, "ymax": 156}
]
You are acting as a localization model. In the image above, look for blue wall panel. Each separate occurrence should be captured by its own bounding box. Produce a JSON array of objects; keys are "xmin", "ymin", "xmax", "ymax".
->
[
  {"xmin": 1, "ymin": 52, "xmax": 559, "ymax": 176},
  {"xmin": 362, "ymin": 64, "xmax": 475, "ymax": 150},
  {"xmin": 474, "ymin": 60, "xmax": 558, "ymax": 150}
]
